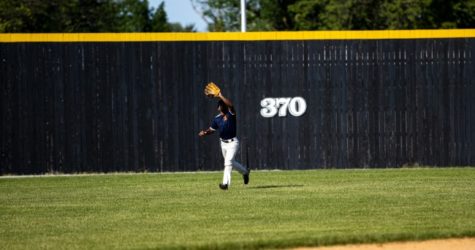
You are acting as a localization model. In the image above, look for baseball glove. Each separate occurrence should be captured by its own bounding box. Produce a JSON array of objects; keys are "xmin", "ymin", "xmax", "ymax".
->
[{"xmin": 204, "ymin": 82, "xmax": 221, "ymax": 97}]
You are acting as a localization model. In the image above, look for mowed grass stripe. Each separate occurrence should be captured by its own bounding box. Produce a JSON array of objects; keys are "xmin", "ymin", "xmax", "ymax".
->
[{"xmin": 0, "ymin": 168, "xmax": 474, "ymax": 249}]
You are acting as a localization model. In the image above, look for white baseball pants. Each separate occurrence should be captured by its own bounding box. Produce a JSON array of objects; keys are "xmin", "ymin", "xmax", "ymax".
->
[{"xmin": 220, "ymin": 138, "xmax": 248, "ymax": 186}]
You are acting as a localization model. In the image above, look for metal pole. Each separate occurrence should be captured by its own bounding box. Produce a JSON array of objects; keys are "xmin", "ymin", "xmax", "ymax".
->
[{"xmin": 241, "ymin": 0, "xmax": 246, "ymax": 32}]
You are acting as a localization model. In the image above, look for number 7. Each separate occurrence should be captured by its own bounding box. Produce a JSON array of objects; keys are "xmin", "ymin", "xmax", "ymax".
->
[{"xmin": 276, "ymin": 98, "xmax": 291, "ymax": 117}]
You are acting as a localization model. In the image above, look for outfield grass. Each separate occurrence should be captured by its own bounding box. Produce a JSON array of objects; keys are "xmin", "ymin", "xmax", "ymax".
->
[{"xmin": 0, "ymin": 168, "xmax": 474, "ymax": 249}]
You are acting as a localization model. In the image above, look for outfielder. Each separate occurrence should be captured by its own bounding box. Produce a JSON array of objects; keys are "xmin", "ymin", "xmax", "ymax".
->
[{"xmin": 198, "ymin": 82, "xmax": 250, "ymax": 190}]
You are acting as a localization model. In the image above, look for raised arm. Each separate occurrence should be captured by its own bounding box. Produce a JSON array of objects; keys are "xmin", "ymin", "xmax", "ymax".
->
[{"xmin": 217, "ymin": 92, "xmax": 235, "ymax": 113}]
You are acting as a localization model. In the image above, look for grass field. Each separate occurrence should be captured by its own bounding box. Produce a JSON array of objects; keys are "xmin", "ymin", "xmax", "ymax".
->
[{"xmin": 0, "ymin": 168, "xmax": 474, "ymax": 249}]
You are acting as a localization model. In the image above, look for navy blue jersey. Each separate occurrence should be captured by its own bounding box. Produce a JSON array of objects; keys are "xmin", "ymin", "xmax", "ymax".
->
[{"xmin": 210, "ymin": 111, "xmax": 236, "ymax": 140}]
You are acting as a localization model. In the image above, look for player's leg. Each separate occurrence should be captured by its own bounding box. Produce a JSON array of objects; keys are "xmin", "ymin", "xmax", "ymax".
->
[
  {"xmin": 226, "ymin": 140, "xmax": 250, "ymax": 184},
  {"xmin": 220, "ymin": 142, "xmax": 232, "ymax": 188},
  {"xmin": 232, "ymin": 160, "xmax": 247, "ymax": 174}
]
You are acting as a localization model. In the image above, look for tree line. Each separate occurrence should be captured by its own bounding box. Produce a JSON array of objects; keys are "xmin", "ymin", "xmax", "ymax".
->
[
  {"xmin": 1, "ymin": 0, "xmax": 474, "ymax": 32},
  {"xmin": 0, "ymin": 0, "xmax": 194, "ymax": 32},
  {"xmin": 193, "ymin": 0, "xmax": 474, "ymax": 31}
]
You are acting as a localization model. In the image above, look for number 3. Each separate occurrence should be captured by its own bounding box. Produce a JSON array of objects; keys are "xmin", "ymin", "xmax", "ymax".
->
[{"xmin": 260, "ymin": 98, "xmax": 277, "ymax": 118}]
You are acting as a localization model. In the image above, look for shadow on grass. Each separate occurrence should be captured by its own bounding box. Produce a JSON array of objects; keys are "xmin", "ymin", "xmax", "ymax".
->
[{"xmin": 249, "ymin": 184, "xmax": 304, "ymax": 189}]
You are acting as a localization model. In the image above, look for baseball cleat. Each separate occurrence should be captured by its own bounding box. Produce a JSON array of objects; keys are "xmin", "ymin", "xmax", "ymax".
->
[
  {"xmin": 219, "ymin": 183, "xmax": 228, "ymax": 190},
  {"xmin": 243, "ymin": 167, "xmax": 250, "ymax": 185}
]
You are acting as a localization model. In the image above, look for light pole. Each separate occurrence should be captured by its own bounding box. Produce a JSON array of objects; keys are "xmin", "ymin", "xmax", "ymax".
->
[{"xmin": 241, "ymin": 0, "xmax": 246, "ymax": 32}]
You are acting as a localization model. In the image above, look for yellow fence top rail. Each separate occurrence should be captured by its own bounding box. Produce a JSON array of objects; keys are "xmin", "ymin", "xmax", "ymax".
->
[{"xmin": 1, "ymin": 29, "xmax": 474, "ymax": 42}]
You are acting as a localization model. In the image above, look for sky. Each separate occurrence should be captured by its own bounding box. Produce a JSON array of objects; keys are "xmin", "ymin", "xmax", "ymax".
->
[{"xmin": 149, "ymin": 0, "xmax": 208, "ymax": 32}]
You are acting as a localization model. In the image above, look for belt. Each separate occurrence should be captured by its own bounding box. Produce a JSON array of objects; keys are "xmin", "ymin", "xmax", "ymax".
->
[{"xmin": 220, "ymin": 137, "xmax": 236, "ymax": 143}]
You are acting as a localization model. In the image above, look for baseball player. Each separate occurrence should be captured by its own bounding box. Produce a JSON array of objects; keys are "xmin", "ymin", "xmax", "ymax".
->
[{"xmin": 198, "ymin": 82, "xmax": 250, "ymax": 190}]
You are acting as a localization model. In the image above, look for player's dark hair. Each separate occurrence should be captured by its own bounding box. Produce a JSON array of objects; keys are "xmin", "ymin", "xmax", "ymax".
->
[{"xmin": 217, "ymin": 100, "xmax": 228, "ymax": 113}]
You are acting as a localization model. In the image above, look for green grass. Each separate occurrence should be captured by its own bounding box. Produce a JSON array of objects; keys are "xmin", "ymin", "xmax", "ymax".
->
[{"xmin": 0, "ymin": 168, "xmax": 474, "ymax": 249}]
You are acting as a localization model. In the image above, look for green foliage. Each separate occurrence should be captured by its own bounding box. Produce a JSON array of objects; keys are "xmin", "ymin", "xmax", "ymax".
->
[
  {"xmin": 70, "ymin": 0, "xmax": 119, "ymax": 32},
  {"xmin": 0, "ymin": 0, "xmax": 118, "ymax": 32},
  {"xmin": 259, "ymin": 0, "xmax": 298, "ymax": 30},
  {"xmin": 0, "ymin": 0, "xmax": 34, "ymax": 32},
  {"xmin": 169, "ymin": 22, "xmax": 196, "ymax": 32},
  {"xmin": 117, "ymin": 0, "xmax": 152, "ymax": 32},
  {"xmin": 2, "ymin": 0, "xmax": 471, "ymax": 32},
  {"xmin": 193, "ymin": 0, "xmax": 475, "ymax": 31},
  {"xmin": 0, "ymin": 0, "xmax": 195, "ymax": 32},
  {"xmin": 191, "ymin": 0, "xmax": 271, "ymax": 31},
  {"xmin": 191, "ymin": 0, "xmax": 242, "ymax": 31},
  {"xmin": 430, "ymin": 0, "xmax": 475, "ymax": 28},
  {"xmin": 1, "ymin": 168, "xmax": 474, "ymax": 249},
  {"xmin": 288, "ymin": 0, "xmax": 328, "ymax": 30},
  {"xmin": 379, "ymin": 0, "xmax": 431, "ymax": 29},
  {"xmin": 289, "ymin": 0, "xmax": 429, "ymax": 30},
  {"xmin": 150, "ymin": 1, "xmax": 170, "ymax": 32}
]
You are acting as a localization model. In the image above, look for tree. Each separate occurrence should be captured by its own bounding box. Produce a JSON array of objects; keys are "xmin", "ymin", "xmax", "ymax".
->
[
  {"xmin": 191, "ymin": 0, "xmax": 241, "ymax": 31},
  {"xmin": 191, "ymin": 0, "xmax": 267, "ymax": 31},
  {"xmin": 259, "ymin": 0, "xmax": 298, "ymax": 30},
  {"xmin": 0, "ymin": 0, "xmax": 78, "ymax": 32},
  {"xmin": 379, "ymin": 0, "xmax": 432, "ymax": 29},
  {"xmin": 69, "ymin": 0, "xmax": 118, "ymax": 32},
  {"xmin": 150, "ymin": 1, "xmax": 171, "ymax": 31},
  {"xmin": 288, "ymin": 0, "xmax": 473, "ymax": 30},
  {"xmin": 168, "ymin": 23, "xmax": 196, "ymax": 32},
  {"xmin": 191, "ymin": 0, "xmax": 474, "ymax": 31},
  {"xmin": 288, "ymin": 0, "xmax": 429, "ymax": 30},
  {"xmin": 117, "ymin": 0, "xmax": 152, "ymax": 32},
  {"xmin": 429, "ymin": 0, "xmax": 475, "ymax": 28},
  {"xmin": 287, "ymin": 0, "xmax": 327, "ymax": 30},
  {"xmin": 0, "ymin": 0, "xmax": 195, "ymax": 33},
  {"xmin": 2, "ymin": 0, "xmax": 472, "ymax": 32},
  {"xmin": 0, "ymin": 0, "xmax": 36, "ymax": 32}
]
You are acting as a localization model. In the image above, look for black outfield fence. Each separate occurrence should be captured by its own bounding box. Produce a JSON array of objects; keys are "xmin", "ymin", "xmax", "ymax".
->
[{"xmin": 1, "ymin": 31, "xmax": 474, "ymax": 174}]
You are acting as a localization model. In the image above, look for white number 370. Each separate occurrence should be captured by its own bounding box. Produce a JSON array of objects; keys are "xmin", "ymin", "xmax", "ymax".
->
[{"xmin": 260, "ymin": 97, "xmax": 307, "ymax": 118}]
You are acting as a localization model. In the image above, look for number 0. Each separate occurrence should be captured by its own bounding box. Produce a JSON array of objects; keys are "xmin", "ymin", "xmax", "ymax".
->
[{"xmin": 288, "ymin": 97, "xmax": 307, "ymax": 116}]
